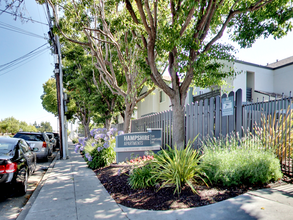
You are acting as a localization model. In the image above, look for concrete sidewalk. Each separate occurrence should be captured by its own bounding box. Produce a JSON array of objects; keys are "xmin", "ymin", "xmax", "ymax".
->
[{"xmin": 19, "ymin": 143, "xmax": 293, "ymax": 220}]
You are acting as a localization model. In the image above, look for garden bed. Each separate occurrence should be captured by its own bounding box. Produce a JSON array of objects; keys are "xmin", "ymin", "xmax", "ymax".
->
[{"xmin": 95, "ymin": 164, "xmax": 293, "ymax": 211}]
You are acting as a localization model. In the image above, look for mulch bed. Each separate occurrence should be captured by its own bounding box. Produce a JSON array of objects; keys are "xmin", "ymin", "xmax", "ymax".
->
[{"xmin": 94, "ymin": 164, "xmax": 293, "ymax": 210}]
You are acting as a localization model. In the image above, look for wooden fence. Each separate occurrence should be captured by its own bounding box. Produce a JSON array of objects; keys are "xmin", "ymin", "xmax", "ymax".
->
[{"xmin": 115, "ymin": 89, "xmax": 293, "ymax": 176}]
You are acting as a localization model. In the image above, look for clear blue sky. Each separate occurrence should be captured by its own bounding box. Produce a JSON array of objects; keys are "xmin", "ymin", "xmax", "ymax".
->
[
  {"xmin": 0, "ymin": 1, "xmax": 292, "ymax": 132},
  {"xmin": 0, "ymin": 1, "xmax": 58, "ymax": 130}
]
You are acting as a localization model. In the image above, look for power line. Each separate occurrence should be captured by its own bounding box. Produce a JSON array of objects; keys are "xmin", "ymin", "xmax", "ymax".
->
[
  {"xmin": 0, "ymin": 47, "xmax": 49, "ymax": 71},
  {"xmin": 0, "ymin": 43, "xmax": 50, "ymax": 76},
  {"xmin": 0, "ymin": 9, "xmax": 48, "ymax": 26},
  {"xmin": 0, "ymin": 49, "xmax": 49, "ymax": 77},
  {"xmin": 0, "ymin": 21, "xmax": 46, "ymax": 39},
  {"xmin": 0, "ymin": 43, "xmax": 48, "ymax": 68}
]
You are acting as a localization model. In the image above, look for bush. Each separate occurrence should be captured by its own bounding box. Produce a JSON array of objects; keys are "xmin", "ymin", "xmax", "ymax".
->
[
  {"xmin": 85, "ymin": 143, "xmax": 115, "ymax": 169},
  {"xmin": 75, "ymin": 128, "xmax": 123, "ymax": 169},
  {"xmin": 128, "ymin": 164, "xmax": 157, "ymax": 189},
  {"xmin": 72, "ymin": 138, "xmax": 79, "ymax": 144},
  {"xmin": 149, "ymin": 140, "xmax": 208, "ymax": 195},
  {"xmin": 201, "ymin": 133, "xmax": 283, "ymax": 186}
]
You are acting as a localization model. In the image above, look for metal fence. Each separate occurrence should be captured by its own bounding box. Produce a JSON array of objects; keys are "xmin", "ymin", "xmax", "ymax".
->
[{"xmin": 115, "ymin": 89, "xmax": 293, "ymax": 176}]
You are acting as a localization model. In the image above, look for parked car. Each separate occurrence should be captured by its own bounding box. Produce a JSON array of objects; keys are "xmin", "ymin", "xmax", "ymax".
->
[
  {"xmin": 53, "ymin": 132, "xmax": 60, "ymax": 150},
  {"xmin": 13, "ymin": 132, "xmax": 53, "ymax": 161},
  {"xmin": 46, "ymin": 132, "xmax": 56, "ymax": 151},
  {"xmin": 0, "ymin": 137, "xmax": 37, "ymax": 197}
]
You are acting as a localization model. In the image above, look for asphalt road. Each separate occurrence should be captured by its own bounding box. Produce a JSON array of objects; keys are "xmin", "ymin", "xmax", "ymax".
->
[{"xmin": 0, "ymin": 152, "xmax": 57, "ymax": 220}]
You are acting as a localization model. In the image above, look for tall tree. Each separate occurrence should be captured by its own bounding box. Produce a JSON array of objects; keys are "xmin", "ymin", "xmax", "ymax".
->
[
  {"xmin": 123, "ymin": 0, "xmax": 293, "ymax": 147},
  {"xmin": 0, "ymin": 117, "xmax": 19, "ymax": 134},
  {"xmin": 37, "ymin": 121, "xmax": 53, "ymax": 132},
  {"xmin": 47, "ymin": 0, "xmax": 155, "ymax": 133},
  {"xmin": 61, "ymin": 42, "xmax": 124, "ymax": 131}
]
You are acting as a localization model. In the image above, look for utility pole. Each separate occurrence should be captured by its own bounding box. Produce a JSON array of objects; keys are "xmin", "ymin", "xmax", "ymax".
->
[{"xmin": 45, "ymin": 1, "xmax": 67, "ymax": 159}]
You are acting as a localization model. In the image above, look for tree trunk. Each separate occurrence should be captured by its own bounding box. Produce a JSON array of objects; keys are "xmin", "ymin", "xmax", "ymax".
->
[
  {"xmin": 123, "ymin": 102, "xmax": 133, "ymax": 133},
  {"xmin": 170, "ymin": 91, "xmax": 187, "ymax": 149},
  {"xmin": 82, "ymin": 117, "xmax": 91, "ymax": 138},
  {"xmin": 104, "ymin": 118, "xmax": 111, "ymax": 130}
]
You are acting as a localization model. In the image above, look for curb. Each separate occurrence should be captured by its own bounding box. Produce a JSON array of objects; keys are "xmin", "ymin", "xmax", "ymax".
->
[{"xmin": 16, "ymin": 151, "xmax": 59, "ymax": 220}]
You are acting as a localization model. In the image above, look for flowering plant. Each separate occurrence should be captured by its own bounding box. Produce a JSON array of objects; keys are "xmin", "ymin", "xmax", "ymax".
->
[{"xmin": 75, "ymin": 127, "xmax": 123, "ymax": 169}]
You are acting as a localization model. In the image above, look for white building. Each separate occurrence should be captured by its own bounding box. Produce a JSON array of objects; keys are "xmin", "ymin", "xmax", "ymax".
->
[{"xmin": 136, "ymin": 56, "xmax": 293, "ymax": 117}]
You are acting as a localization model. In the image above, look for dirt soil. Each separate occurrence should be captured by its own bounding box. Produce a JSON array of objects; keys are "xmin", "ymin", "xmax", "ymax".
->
[{"xmin": 94, "ymin": 164, "xmax": 293, "ymax": 211}]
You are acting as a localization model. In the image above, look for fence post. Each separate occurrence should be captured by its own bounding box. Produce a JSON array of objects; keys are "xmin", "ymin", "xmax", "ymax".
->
[
  {"xmin": 215, "ymin": 95, "xmax": 221, "ymax": 137},
  {"xmin": 235, "ymin": 89, "xmax": 242, "ymax": 136},
  {"xmin": 221, "ymin": 93, "xmax": 228, "ymax": 137},
  {"xmin": 228, "ymin": 91, "xmax": 235, "ymax": 134},
  {"xmin": 209, "ymin": 97, "xmax": 214, "ymax": 137}
]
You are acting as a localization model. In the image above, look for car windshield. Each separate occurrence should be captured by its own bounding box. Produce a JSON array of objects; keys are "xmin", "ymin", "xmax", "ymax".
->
[
  {"xmin": 0, "ymin": 140, "xmax": 15, "ymax": 156},
  {"xmin": 14, "ymin": 133, "xmax": 44, "ymax": 142}
]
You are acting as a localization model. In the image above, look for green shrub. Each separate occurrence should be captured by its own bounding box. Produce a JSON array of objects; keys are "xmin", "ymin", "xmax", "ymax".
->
[
  {"xmin": 72, "ymin": 138, "xmax": 79, "ymax": 144},
  {"xmin": 75, "ymin": 128, "xmax": 121, "ymax": 169},
  {"xmin": 201, "ymin": 133, "xmax": 283, "ymax": 186},
  {"xmin": 128, "ymin": 164, "xmax": 157, "ymax": 189},
  {"xmin": 85, "ymin": 144, "xmax": 115, "ymax": 169},
  {"xmin": 149, "ymin": 140, "xmax": 208, "ymax": 195}
]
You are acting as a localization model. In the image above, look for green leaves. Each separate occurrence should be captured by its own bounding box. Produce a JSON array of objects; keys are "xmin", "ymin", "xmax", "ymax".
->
[
  {"xmin": 201, "ymin": 133, "xmax": 283, "ymax": 186},
  {"xmin": 128, "ymin": 164, "xmax": 157, "ymax": 189},
  {"xmin": 149, "ymin": 140, "xmax": 208, "ymax": 195},
  {"xmin": 41, "ymin": 78, "xmax": 58, "ymax": 116}
]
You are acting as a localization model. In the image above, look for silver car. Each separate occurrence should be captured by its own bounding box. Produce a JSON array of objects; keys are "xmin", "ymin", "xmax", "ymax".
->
[
  {"xmin": 46, "ymin": 132, "xmax": 57, "ymax": 151},
  {"xmin": 13, "ymin": 132, "xmax": 53, "ymax": 161}
]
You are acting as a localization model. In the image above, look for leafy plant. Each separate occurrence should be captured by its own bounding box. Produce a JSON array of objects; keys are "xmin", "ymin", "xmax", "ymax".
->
[
  {"xmin": 255, "ymin": 106, "xmax": 293, "ymax": 161},
  {"xmin": 128, "ymin": 164, "xmax": 157, "ymax": 189},
  {"xmin": 149, "ymin": 140, "xmax": 208, "ymax": 195},
  {"xmin": 75, "ymin": 127, "xmax": 123, "ymax": 169},
  {"xmin": 201, "ymin": 133, "xmax": 283, "ymax": 186},
  {"xmin": 85, "ymin": 144, "xmax": 115, "ymax": 169},
  {"xmin": 72, "ymin": 138, "xmax": 79, "ymax": 144}
]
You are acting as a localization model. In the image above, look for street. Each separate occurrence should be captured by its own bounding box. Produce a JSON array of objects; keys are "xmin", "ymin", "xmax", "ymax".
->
[{"xmin": 0, "ymin": 152, "xmax": 57, "ymax": 220}]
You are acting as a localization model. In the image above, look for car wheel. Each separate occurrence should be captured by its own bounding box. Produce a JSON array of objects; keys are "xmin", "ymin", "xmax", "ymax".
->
[
  {"xmin": 18, "ymin": 171, "xmax": 28, "ymax": 196},
  {"xmin": 43, "ymin": 156, "xmax": 49, "ymax": 162}
]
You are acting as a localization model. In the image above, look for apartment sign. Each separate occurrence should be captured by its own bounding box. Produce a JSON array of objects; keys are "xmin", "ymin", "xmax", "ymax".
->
[
  {"xmin": 115, "ymin": 128, "xmax": 162, "ymax": 163},
  {"xmin": 222, "ymin": 96, "xmax": 234, "ymax": 116}
]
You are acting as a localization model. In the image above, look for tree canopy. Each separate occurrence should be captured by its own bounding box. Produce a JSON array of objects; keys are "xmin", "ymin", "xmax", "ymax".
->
[{"xmin": 0, "ymin": 117, "xmax": 37, "ymax": 134}]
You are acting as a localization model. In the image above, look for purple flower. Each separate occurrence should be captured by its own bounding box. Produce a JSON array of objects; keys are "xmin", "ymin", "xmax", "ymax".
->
[
  {"xmin": 107, "ymin": 131, "xmax": 113, "ymax": 137},
  {"xmin": 74, "ymin": 144, "xmax": 81, "ymax": 153},
  {"xmin": 79, "ymin": 138, "xmax": 86, "ymax": 146},
  {"xmin": 103, "ymin": 141, "xmax": 109, "ymax": 148},
  {"xmin": 118, "ymin": 131, "xmax": 124, "ymax": 135},
  {"xmin": 90, "ymin": 129, "xmax": 96, "ymax": 137},
  {"xmin": 80, "ymin": 146, "xmax": 84, "ymax": 151},
  {"xmin": 85, "ymin": 153, "xmax": 92, "ymax": 161},
  {"xmin": 97, "ymin": 147, "xmax": 101, "ymax": 152},
  {"xmin": 95, "ymin": 133, "xmax": 105, "ymax": 140},
  {"xmin": 91, "ymin": 142, "xmax": 96, "ymax": 147},
  {"xmin": 117, "ymin": 169, "xmax": 121, "ymax": 176}
]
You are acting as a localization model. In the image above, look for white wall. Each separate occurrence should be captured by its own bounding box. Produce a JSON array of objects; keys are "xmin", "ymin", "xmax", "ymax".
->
[
  {"xmin": 231, "ymin": 62, "xmax": 274, "ymax": 102},
  {"xmin": 273, "ymin": 65, "xmax": 293, "ymax": 96},
  {"xmin": 136, "ymin": 88, "xmax": 172, "ymax": 118}
]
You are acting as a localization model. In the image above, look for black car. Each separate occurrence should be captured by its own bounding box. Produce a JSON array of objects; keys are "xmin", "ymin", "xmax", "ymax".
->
[{"xmin": 0, "ymin": 137, "xmax": 37, "ymax": 197}]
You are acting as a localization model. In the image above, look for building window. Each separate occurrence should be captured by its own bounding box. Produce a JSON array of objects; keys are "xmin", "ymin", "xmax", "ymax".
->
[{"xmin": 160, "ymin": 91, "xmax": 165, "ymax": 103}]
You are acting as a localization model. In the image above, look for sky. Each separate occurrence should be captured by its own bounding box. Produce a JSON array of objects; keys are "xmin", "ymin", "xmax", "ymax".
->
[
  {"xmin": 0, "ymin": 1, "xmax": 61, "ymax": 131},
  {"xmin": 0, "ymin": 1, "xmax": 293, "ymax": 132}
]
